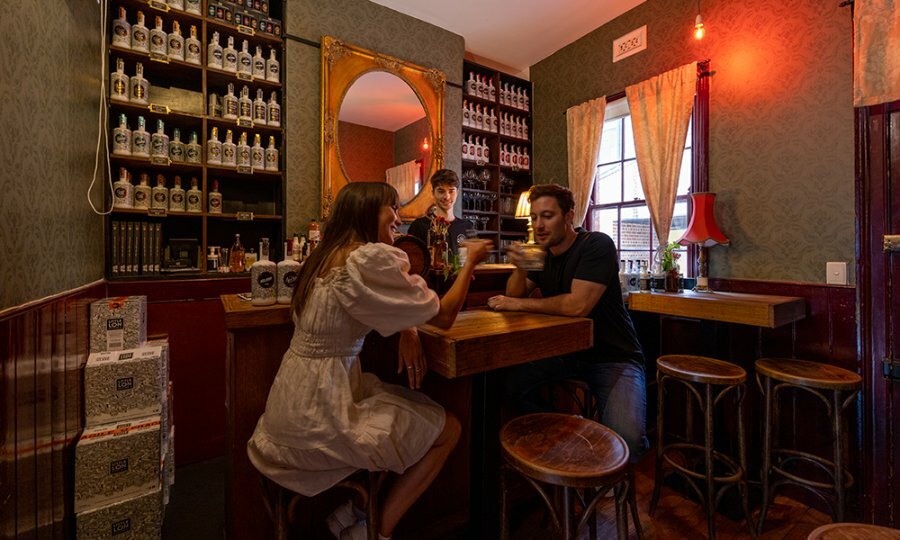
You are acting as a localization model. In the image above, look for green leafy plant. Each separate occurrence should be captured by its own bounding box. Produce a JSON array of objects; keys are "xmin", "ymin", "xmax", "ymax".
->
[{"xmin": 660, "ymin": 241, "xmax": 682, "ymax": 273}]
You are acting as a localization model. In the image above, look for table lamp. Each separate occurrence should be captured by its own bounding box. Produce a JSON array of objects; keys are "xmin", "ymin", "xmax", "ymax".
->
[
  {"xmin": 677, "ymin": 192, "xmax": 729, "ymax": 292},
  {"xmin": 515, "ymin": 190, "xmax": 546, "ymax": 270}
]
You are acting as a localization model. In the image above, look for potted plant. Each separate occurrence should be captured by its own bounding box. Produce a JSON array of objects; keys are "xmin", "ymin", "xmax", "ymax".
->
[{"xmin": 660, "ymin": 241, "xmax": 682, "ymax": 293}]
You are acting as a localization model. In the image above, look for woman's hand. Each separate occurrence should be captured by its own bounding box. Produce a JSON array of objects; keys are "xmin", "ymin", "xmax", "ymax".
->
[
  {"xmin": 460, "ymin": 239, "xmax": 493, "ymax": 268},
  {"xmin": 398, "ymin": 327, "xmax": 426, "ymax": 389}
]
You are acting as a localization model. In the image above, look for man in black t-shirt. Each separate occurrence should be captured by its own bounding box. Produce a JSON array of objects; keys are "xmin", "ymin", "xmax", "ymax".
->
[
  {"xmin": 487, "ymin": 184, "xmax": 647, "ymax": 460},
  {"xmin": 408, "ymin": 169, "xmax": 473, "ymax": 256}
]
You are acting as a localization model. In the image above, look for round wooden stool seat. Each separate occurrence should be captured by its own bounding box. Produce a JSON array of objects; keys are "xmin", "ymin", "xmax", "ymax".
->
[
  {"xmin": 657, "ymin": 354, "xmax": 747, "ymax": 385},
  {"xmin": 807, "ymin": 522, "xmax": 900, "ymax": 539},
  {"xmin": 501, "ymin": 413, "xmax": 629, "ymax": 489},
  {"xmin": 755, "ymin": 358, "xmax": 862, "ymax": 391}
]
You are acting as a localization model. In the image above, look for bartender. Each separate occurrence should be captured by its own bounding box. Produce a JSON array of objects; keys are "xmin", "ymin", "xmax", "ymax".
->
[{"xmin": 408, "ymin": 169, "xmax": 472, "ymax": 255}]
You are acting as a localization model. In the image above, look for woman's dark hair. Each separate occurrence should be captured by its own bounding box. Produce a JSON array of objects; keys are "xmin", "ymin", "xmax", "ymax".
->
[
  {"xmin": 528, "ymin": 183, "xmax": 575, "ymax": 215},
  {"xmin": 429, "ymin": 169, "xmax": 460, "ymax": 190},
  {"xmin": 291, "ymin": 182, "xmax": 399, "ymax": 318}
]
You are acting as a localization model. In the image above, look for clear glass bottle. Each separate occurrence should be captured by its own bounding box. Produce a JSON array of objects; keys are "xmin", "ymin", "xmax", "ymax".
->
[
  {"xmin": 252, "ymin": 45, "xmax": 266, "ymax": 79},
  {"xmin": 236, "ymin": 132, "xmax": 251, "ymax": 167},
  {"xmin": 238, "ymin": 86, "xmax": 252, "ymax": 122},
  {"xmin": 169, "ymin": 175, "xmax": 185, "ymax": 212},
  {"xmin": 133, "ymin": 173, "xmax": 151, "ymax": 210},
  {"xmin": 229, "ymin": 233, "xmax": 245, "ymax": 273},
  {"xmin": 131, "ymin": 11, "xmax": 149, "ymax": 53},
  {"xmin": 253, "ymin": 89, "xmax": 267, "ymax": 125},
  {"xmin": 151, "ymin": 174, "xmax": 168, "ymax": 210},
  {"xmin": 113, "ymin": 167, "xmax": 133, "ymax": 209},
  {"xmin": 184, "ymin": 25, "xmax": 201, "ymax": 65},
  {"xmin": 186, "ymin": 177, "xmax": 202, "ymax": 213},
  {"xmin": 276, "ymin": 242, "xmax": 300, "ymax": 304},
  {"xmin": 223, "ymin": 36, "xmax": 238, "ymax": 73},
  {"xmin": 129, "ymin": 62, "xmax": 149, "ymax": 105},
  {"xmin": 112, "ymin": 113, "xmax": 131, "ymax": 155},
  {"xmin": 167, "ymin": 20, "xmax": 184, "ymax": 61},
  {"xmin": 237, "ymin": 40, "xmax": 252, "ymax": 76},
  {"xmin": 264, "ymin": 135, "xmax": 278, "ymax": 171},
  {"xmin": 222, "ymin": 83, "xmax": 238, "ymax": 120},
  {"xmin": 208, "ymin": 180, "xmax": 223, "ymax": 214},
  {"xmin": 222, "ymin": 129, "xmax": 237, "ymax": 167},
  {"xmin": 149, "ymin": 15, "xmax": 167, "ymax": 57},
  {"xmin": 185, "ymin": 131, "xmax": 202, "ymax": 164},
  {"xmin": 132, "ymin": 116, "xmax": 150, "ymax": 157},
  {"xmin": 267, "ymin": 91, "xmax": 280, "ymax": 127},
  {"xmin": 308, "ymin": 219, "xmax": 320, "ymax": 251},
  {"xmin": 207, "ymin": 31, "xmax": 223, "ymax": 69},
  {"xmin": 111, "ymin": 7, "xmax": 131, "ymax": 49},
  {"xmin": 251, "ymin": 238, "xmax": 277, "ymax": 306},
  {"xmin": 251, "ymin": 134, "xmax": 264, "ymax": 170},
  {"xmin": 169, "ymin": 128, "xmax": 185, "ymax": 162},
  {"xmin": 207, "ymin": 126, "xmax": 222, "ymax": 164},
  {"xmin": 265, "ymin": 48, "xmax": 279, "ymax": 82},
  {"xmin": 150, "ymin": 119, "xmax": 169, "ymax": 159}
]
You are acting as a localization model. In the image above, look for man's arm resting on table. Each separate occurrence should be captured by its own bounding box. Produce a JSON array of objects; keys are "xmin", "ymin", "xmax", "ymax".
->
[
  {"xmin": 505, "ymin": 268, "xmax": 536, "ymax": 298},
  {"xmin": 490, "ymin": 278, "xmax": 606, "ymax": 317}
]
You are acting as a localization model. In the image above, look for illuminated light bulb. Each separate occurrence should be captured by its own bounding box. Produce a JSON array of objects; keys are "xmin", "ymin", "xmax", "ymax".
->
[
  {"xmin": 694, "ymin": 13, "xmax": 705, "ymax": 40},
  {"xmin": 422, "ymin": 138, "xmax": 429, "ymax": 150}
]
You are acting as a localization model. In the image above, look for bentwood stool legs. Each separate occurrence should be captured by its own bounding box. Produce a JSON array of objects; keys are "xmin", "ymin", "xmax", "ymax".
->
[
  {"xmin": 755, "ymin": 358, "xmax": 861, "ymax": 533},
  {"xmin": 649, "ymin": 355, "xmax": 756, "ymax": 540}
]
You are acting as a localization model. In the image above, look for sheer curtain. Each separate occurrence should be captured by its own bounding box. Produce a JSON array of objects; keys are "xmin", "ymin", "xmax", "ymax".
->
[
  {"xmin": 625, "ymin": 62, "xmax": 696, "ymax": 247},
  {"xmin": 853, "ymin": 0, "xmax": 900, "ymax": 106},
  {"xmin": 385, "ymin": 160, "xmax": 421, "ymax": 203},
  {"xmin": 567, "ymin": 96, "xmax": 607, "ymax": 226}
]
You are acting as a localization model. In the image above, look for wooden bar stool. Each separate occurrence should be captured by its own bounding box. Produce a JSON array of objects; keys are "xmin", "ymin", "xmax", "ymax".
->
[
  {"xmin": 649, "ymin": 354, "xmax": 755, "ymax": 540},
  {"xmin": 500, "ymin": 413, "xmax": 642, "ymax": 540},
  {"xmin": 257, "ymin": 470, "xmax": 384, "ymax": 540},
  {"xmin": 756, "ymin": 358, "xmax": 862, "ymax": 532},
  {"xmin": 807, "ymin": 522, "xmax": 900, "ymax": 539}
]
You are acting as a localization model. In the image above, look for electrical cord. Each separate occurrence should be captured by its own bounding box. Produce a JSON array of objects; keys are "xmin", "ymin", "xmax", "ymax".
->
[{"xmin": 88, "ymin": 0, "xmax": 114, "ymax": 215}]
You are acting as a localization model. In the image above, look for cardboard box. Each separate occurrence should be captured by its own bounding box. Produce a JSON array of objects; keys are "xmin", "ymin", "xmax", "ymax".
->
[
  {"xmin": 90, "ymin": 296, "xmax": 147, "ymax": 353},
  {"xmin": 84, "ymin": 347, "xmax": 163, "ymax": 427},
  {"xmin": 76, "ymin": 487, "xmax": 163, "ymax": 540}
]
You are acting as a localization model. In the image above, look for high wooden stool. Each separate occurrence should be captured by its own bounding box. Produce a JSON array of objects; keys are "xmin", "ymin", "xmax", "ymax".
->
[
  {"xmin": 650, "ymin": 354, "xmax": 755, "ymax": 540},
  {"xmin": 499, "ymin": 413, "xmax": 642, "ymax": 540},
  {"xmin": 258, "ymin": 470, "xmax": 384, "ymax": 540},
  {"xmin": 807, "ymin": 522, "xmax": 900, "ymax": 539},
  {"xmin": 756, "ymin": 358, "xmax": 862, "ymax": 532}
]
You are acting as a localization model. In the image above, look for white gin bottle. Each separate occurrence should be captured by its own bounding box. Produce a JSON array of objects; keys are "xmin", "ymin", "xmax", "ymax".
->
[
  {"xmin": 185, "ymin": 25, "xmax": 201, "ymax": 65},
  {"xmin": 150, "ymin": 119, "xmax": 169, "ymax": 160},
  {"xmin": 112, "ymin": 114, "xmax": 132, "ymax": 155},
  {"xmin": 113, "ymin": 167, "xmax": 134, "ymax": 209},
  {"xmin": 207, "ymin": 31, "xmax": 223, "ymax": 69},
  {"xmin": 253, "ymin": 89, "xmax": 267, "ymax": 125},
  {"xmin": 129, "ymin": 62, "xmax": 149, "ymax": 105},
  {"xmin": 251, "ymin": 238, "xmax": 277, "ymax": 306},
  {"xmin": 149, "ymin": 16, "xmax": 167, "ymax": 57},
  {"xmin": 169, "ymin": 176, "xmax": 186, "ymax": 212},
  {"xmin": 185, "ymin": 131, "xmax": 202, "ymax": 164},
  {"xmin": 251, "ymin": 134, "xmax": 264, "ymax": 170},
  {"xmin": 132, "ymin": 116, "xmax": 150, "ymax": 157},
  {"xmin": 276, "ymin": 242, "xmax": 300, "ymax": 304},
  {"xmin": 238, "ymin": 86, "xmax": 252, "ymax": 123},
  {"xmin": 208, "ymin": 180, "xmax": 223, "ymax": 214},
  {"xmin": 186, "ymin": 177, "xmax": 202, "ymax": 213},
  {"xmin": 222, "ymin": 83, "xmax": 238, "ymax": 120},
  {"xmin": 252, "ymin": 46, "xmax": 266, "ymax": 79},
  {"xmin": 207, "ymin": 126, "xmax": 222, "ymax": 164},
  {"xmin": 169, "ymin": 128, "xmax": 185, "ymax": 162},
  {"xmin": 131, "ymin": 11, "xmax": 149, "ymax": 53},
  {"xmin": 236, "ymin": 132, "xmax": 251, "ymax": 168},
  {"xmin": 151, "ymin": 174, "xmax": 168, "ymax": 210},
  {"xmin": 111, "ymin": 7, "xmax": 131, "ymax": 49},
  {"xmin": 264, "ymin": 136, "xmax": 278, "ymax": 171},
  {"xmin": 222, "ymin": 129, "xmax": 237, "ymax": 166},
  {"xmin": 265, "ymin": 48, "xmax": 279, "ymax": 82},
  {"xmin": 223, "ymin": 36, "xmax": 238, "ymax": 73},
  {"xmin": 167, "ymin": 20, "xmax": 184, "ymax": 61},
  {"xmin": 238, "ymin": 40, "xmax": 252, "ymax": 76},
  {"xmin": 267, "ymin": 91, "xmax": 281, "ymax": 127},
  {"xmin": 110, "ymin": 58, "xmax": 129, "ymax": 102},
  {"xmin": 133, "ymin": 173, "xmax": 151, "ymax": 210}
]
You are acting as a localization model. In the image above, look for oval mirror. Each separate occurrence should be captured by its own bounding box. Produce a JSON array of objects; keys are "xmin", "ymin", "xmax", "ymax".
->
[{"xmin": 337, "ymin": 71, "xmax": 430, "ymax": 205}]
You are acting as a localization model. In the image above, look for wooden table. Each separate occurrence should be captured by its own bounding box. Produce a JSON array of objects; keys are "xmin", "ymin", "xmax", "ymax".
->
[{"xmin": 628, "ymin": 290, "xmax": 806, "ymax": 328}]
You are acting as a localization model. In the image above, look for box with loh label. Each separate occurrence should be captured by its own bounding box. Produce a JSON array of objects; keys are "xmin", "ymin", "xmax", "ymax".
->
[
  {"xmin": 76, "ymin": 487, "xmax": 163, "ymax": 540},
  {"xmin": 90, "ymin": 296, "xmax": 147, "ymax": 352},
  {"xmin": 74, "ymin": 416, "xmax": 161, "ymax": 512},
  {"xmin": 84, "ymin": 347, "xmax": 163, "ymax": 427}
]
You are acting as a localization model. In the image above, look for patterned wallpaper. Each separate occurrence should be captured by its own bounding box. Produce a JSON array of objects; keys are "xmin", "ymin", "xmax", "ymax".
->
[
  {"xmin": 338, "ymin": 121, "xmax": 395, "ymax": 182},
  {"xmin": 531, "ymin": 0, "xmax": 855, "ymax": 284},
  {"xmin": 0, "ymin": 0, "xmax": 104, "ymax": 310},
  {"xmin": 284, "ymin": 0, "xmax": 465, "ymax": 236}
]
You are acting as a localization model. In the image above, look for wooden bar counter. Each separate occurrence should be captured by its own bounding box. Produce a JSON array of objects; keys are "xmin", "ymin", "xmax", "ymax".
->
[{"xmin": 628, "ymin": 290, "xmax": 806, "ymax": 328}]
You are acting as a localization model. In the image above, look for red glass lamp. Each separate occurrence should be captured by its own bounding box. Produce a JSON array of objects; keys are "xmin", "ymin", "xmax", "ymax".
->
[{"xmin": 677, "ymin": 192, "xmax": 729, "ymax": 291}]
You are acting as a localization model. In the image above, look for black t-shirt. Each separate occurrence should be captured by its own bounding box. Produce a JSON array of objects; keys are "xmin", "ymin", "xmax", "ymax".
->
[
  {"xmin": 407, "ymin": 216, "xmax": 472, "ymax": 255},
  {"xmin": 528, "ymin": 231, "xmax": 644, "ymax": 365}
]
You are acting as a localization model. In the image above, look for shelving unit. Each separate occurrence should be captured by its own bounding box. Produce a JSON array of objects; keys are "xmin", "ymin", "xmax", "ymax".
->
[
  {"xmin": 461, "ymin": 60, "xmax": 532, "ymax": 264},
  {"xmin": 104, "ymin": 0, "xmax": 286, "ymax": 280}
]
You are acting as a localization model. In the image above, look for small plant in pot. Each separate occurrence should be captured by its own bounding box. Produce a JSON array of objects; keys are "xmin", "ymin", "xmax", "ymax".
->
[{"xmin": 660, "ymin": 241, "xmax": 682, "ymax": 293}]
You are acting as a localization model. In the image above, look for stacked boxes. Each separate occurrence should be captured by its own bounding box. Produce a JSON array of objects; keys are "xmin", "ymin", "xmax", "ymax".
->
[
  {"xmin": 76, "ymin": 488, "xmax": 163, "ymax": 540},
  {"xmin": 89, "ymin": 296, "xmax": 147, "ymax": 352},
  {"xmin": 84, "ymin": 347, "xmax": 163, "ymax": 427}
]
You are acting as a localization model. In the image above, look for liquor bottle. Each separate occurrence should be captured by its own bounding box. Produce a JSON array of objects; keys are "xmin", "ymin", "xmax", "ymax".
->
[
  {"xmin": 488, "ymin": 77, "xmax": 497, "ymax": 101},
  {"xmin": 462, "ymin": 101, "xmax": 470, "ymax": 127},
  {"xmin": 461, "ymin": 135, "xmax": 469, "ymax": 161},
  {"xmin": 223, "ymin": 36, "xmax": 238, "ymax": 72},
  {"xmin": 229, "ymin": 233, "xmax": 245, "ymax": 273},
  {"xmin": 253, "ymin": 89, "xmax": 267, "ymax": 125},
  {"xmin": 522, "ymin": 147, "xmax": 530, "ymax": 170},
  {"xmin": 523, "ymin": 118, "xmax": 529, "ymax": 140},
  {"xmin": 207, "ymin": 31, "xmax": 223, "ymax": 69},
  {"xmin": 511, "ymin": 145, "xmax": 519, "ymax": 169},
  {"xmin": 618, "ymin": 259, "xmax": 627, "ymax": 293},
  {"xmin": 167, "ymin": 20, "xmax": 184, "ymax": 61},
  {"xmin": 308, "ymin": 219, "xmax": 320, "ymax": 251},
  {"xmin": 129, "ymin": 62, "xmax": 150, "ymax": 105},
  {"xmin": 133, "ymin": 173, "xmax": 152, "ymax": 210},
  {"xmin": 512, "ymin": 86, "xmax": 520, "ymax": 109},
  {"xmin": 207, "ymin": 127, "xmax": 222, "ymax": 164},
  {"xmin": 267, "ymin": 91, "xmax": 281, "ymax": 127},
  {"xmin": 169, "ymin": 176, "xmax": 186, "ymax": 212},
  {"xmin": 474, "ymin": 136, "xmax": 483, "ymax": 161},
  {"xmin": 264, "ymin": 136, "xmax": 278, "ymax": 171},
  {"xmin": 488, "ymin": 108, "xmax": 498, "ymax": 133},
  {"xmin": 185, "ymin": 131, "xmax": 202, "ymax": 164},
  {"xmin": 208, "ymin": 180, "xmax": 223, "ymax": 214},
  {"xmin": 265, "ymin": 48, "xmax": 279, "ymax": 82},
  {"xmin": 222, "ymin": 83, "xmax": 238, "ymax": 120},
  {"xmin": 238, "ymin": 86, "xmax": 252, "ymax": 123},
  {"xmin": 113, "ymin": 167, "xmax": 134, "ymax": 208},
  {"xmin": 475, "ymin": 104, "xmax": 484, "ymax": 130},
  {"xmin": 465, "ymin": 72, "xmax": 476, "ymax": 96},
  {"xmin": 112, "ymin": 114, "xmax": 132, "ymax": 155},
  {"xmin": 251, "ymin": 134, "xmax": 264, "ymax": 170},
  {"xmin": 132, "ymin": 116, "xmax": 150, "ymax": 157},
  {"xmin": 208, "ymin": 92, "xmax": 220, "ymax": 117},
  {"xmin": 151, "ymin": 174, "xmax": 169, "ymax": 210},
  {"xmin": 638, "ymin": 260, "xmax": 651, "ymax": 293},
  {"xmin": 236, "ymin": 132, "xmax": 251, "ymax": 167},
  {"xmin": 186, "ymin": 177, "xmax": 202, "ymax": 212},
  {"xmin": 184, "ymin": 25, "xmax": 201, "ymax": 65},
  {"xmin": 500, "ymin": 143, "xmax": 509, "ymax": 167},
  {"xmin": 184, "ymin": 0, "xmax": 202, "ymax": 15},
  {"xmin": 251, "ymin": 238, "xmax": 277, "ymax": 306},
  {"xmin": 523, "ymin": 89, "xmax": 530, "ymax": 111},
  {"xmin": 150, "ymin": 119, "xmax": 169, "ymax": 160},
  {"xmin": 131, "ymin": 11, "xmax": 149, "ymax": 53},
  {"xmin": 167, "ymin": 0, "xmax": 184, "ymax": 10},
  {"xmin": 483, "ymin": 138, "xmax": 490, "ymax": 163},
  {"xmin": 252, "ymin": 46, "xmax": 266, "ymax": 79},
  {"xmin": 222, "ymin": 129, "xmax": 237, "ymax": 166},
  {"xmin": 111, "ymin": 7, "xmax": 131, "ymax": 49},
  {"xmin": 110, "ymin": 58, "xmax": 129, "ymax": 102},
  {"xmin": 238, "ymin": 40, "xmax": 252, "ymax": 76},
  {"xmin": 291, "ymin": 233, "xmax": 302, "ymax": 262},
  {"xmin": 149, "ymin": 16, "xmax": 167, "ymax": 57},
  {"xmin": 169, "ymin": 128, "xmax": 185, "ymax": 162},
  {"xmin": 276, "ymin": 242, "xmax": 300, "ymax": 304}
]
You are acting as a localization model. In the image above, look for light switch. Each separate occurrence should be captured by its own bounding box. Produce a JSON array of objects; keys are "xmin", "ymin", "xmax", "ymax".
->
[{"xmin": 826, "ymin": 262, "xmax": 848, "ymax": 285}]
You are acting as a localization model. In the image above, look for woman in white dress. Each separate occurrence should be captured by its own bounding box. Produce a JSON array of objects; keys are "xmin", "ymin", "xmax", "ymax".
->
[{"xmin": 248, "ymin": 182, "xmax": 491, "ymax": 540}]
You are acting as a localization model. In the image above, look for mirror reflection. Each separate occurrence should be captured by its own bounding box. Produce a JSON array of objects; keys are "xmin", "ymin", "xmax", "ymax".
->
[{"xmin": 338, "ymin": 71, "xmax": 431, "ymax": 205}]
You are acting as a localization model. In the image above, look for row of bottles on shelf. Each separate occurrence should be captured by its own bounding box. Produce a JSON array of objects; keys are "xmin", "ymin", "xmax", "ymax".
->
[
  {"xmin": 113, "ymin": 115, "xmax": 202, "ymax": 163},
  {"xmin": 208, "ymin": 32, "xmax": 279, "ymax": 82},
  {"xmin": 462, "ymin": 101, "xmax": 497, "ymax": 132},
  {"xmin": 209, "ymin": 84, "xmax": 280, "ymax": 126},
  {"xmin": 462, "ymin": 135, "xmax": 490, "ymax": 163},
  {"xmin": 619, "ymin": 260, "xmax": 651, "ymax": 293},
  {"xmin": 112, "ymin": 10, "xmax": 201, "ymax": 64},
  {"xmin": 462, "ymin": 136, "xmax": 531, "ymax": 169},
  {"xmin": 464, "ymin": 72, "xmax": 496, "ymax": 101},
  {"xmin": 113, "ymin": 168, "xmax": 204, "ymax": 212},
  {"xmin": 500, "ymin": 144, "xmax": 531, "ymax": 170},
  {"xmin": 208, "ymin": 0, "xmax": 282, "ymax": 36},
  {"xmin": 207, "ymin": 128, "xmax": 278, "ymax": 170},
  {"xmin": 464, "ymin": 71, "xmax": 530, "ymax": 111},
  {"xmin": 110, "ymin": 59, "xmax": 151, "ymax": 105},
  {"xmin": 500, "ymin": 82, "xmax": 530, "ymax": 111},
  {"xmin": 500, "ymin": 112, "xmax": 529, "ymax": 140}
]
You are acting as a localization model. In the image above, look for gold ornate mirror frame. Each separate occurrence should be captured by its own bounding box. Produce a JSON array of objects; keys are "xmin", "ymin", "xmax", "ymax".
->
[{"xmin": 321, "ymin": 35, "xmax": 446, "ymax": 221}]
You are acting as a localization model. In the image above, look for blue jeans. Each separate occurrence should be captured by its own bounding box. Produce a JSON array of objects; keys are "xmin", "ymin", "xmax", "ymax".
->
[{"xmin": 505, "ymin": 356, "xmax": 649, "ymax": 462}]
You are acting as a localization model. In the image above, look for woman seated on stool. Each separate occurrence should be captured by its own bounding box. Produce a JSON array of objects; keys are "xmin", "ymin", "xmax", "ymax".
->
[{"xmin": 248, "ymin": 182, "xmax": 491, "ymax": 540}]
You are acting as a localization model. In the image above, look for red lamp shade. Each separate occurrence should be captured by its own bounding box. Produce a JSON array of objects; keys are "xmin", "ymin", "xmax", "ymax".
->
[{"xmin": 677, "ymin": 192, "xmax": 730, "ymax": 247}]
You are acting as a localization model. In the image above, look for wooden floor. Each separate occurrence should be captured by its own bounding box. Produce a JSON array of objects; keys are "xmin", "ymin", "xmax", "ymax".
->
[{"xmin": 509, "ymin": 451, "xmax": 830, "ymax": 540}]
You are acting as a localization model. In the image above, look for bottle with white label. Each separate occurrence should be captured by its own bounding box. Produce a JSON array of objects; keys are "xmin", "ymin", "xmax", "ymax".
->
[
  {"xmin": 252, "ymin": 238, "xmax": 277, "ymax": 306},
  {"xmin": 149, "ymin": 16, "xmax": 167, "ymax": 57},
  {"xmin": 222, "ymin": 83, "xmax": 238, "ymax": 120},
  {"xmin": 265, "ymin": 49, "xmax": 279, "ymax": 82},
  {"xmin": 237, "ymin": 132, "xmax": 251, "ymax": 167},
  {"xmin": 251, "ymin": 134, "xmax": 264, "ymax": 170},
  {"xmin": 113, "ymin": 167, "xmax": 134, "ymax": 208},
  {"xmin": 207, "ymin": 127, "xmax": 222, "ymax": 164},
  {"xmin": 207, "ymin": 31, "xmax": 223, "ymax": 69},
  {"xmin": 252, "ymin": 46, "xmax": 266, "ymax": 79},
  {"xmin": 222, "ymin": 129, "xmax": 237, "ymax": 166},
  {"xmin": 253, "ymin": 89, "xmax": 267, "ymax": 125},
  {"xmin": 134, "ymin": 173, "xmax": 152, "ymax": 210},
  {"xmin": 150, "ymin": 119, "xmax": 169, "ymax": 160},
  {"xmin": 522, "ymin": 147, "xmax": 530, "ymax": 170},
  {"xmin": 238, "ymin": 40, "xmax": 252, "ymax": 76},
  {"xmin": 169, "ymin": 176, "xmax": 186, "ymax": 212},
  {"xmin": 151, "ymin": 174, "xmax": 169, "ymax": 210},
  {"xmin": 131, "ymin": 11, "xmax": 149, "ymax": 52},
  {"xmin": 461, "ymin": 136, "xmax": 469, "ymax": 161},
  {"xmin": 483, "ymin": 138, "xmax": 491, "ymax": 163},
  {"xmin": 465, "ymin": 72, "xmax": 476, "ymax": 96},
  {"xmin": 129, "ymin": 62, "xmax": 150, "ymax": 105},
  {"xmin": 184, "ymin": 0, "xmax": 201, "ymax": 15},
  {"xmin": 169, "ymin": 128, "xmax": 185, "ymax": 162},
  {"xmin": 265, "ymin": 136, "xmax": 278, "ymax": 171},
  {"xmin": 208, "ymin": 180, "xmax": 223, "ymax": 213},
  {"xmin": 111, "ymin": 7, "xmax": 131, "ymax": 49},
  {"xmin": 267, "ymin": 91, "xmax": 280, "ymax": 127},
  {"xmin": 132, "ymin": 116, "xmax": 150, "ymax": 157},
  {"xmin": 277, "ymin": 242, "xmax": 300, "ymax": 304},
  {"xmin": 167, "ymin": 20, "xmax": 184, "ymax": 61},
  {"xmin": 223, "ymin": 36, "xmax": 238, "ymax": 72},
  {"xmin": 112, "ymin": 114, "xmax": 131, "ymax": 155},
  {"xmin": 110, "ymin": 58, "xmax": 129, "ymax": 102},
  {"xmin": 186, "ymin": 177, "xmax": 202, "ymax": 212},
  {"xmin": 184, "ymin": 25, "xmax": 201, "ymax": 65},
  {"xmin": 238, "ymin": 86, "xmax": 252, "ymax": 123},
  {"xmin": 186, "ymin": 131, "xmax": 202, "ymax": 164}
]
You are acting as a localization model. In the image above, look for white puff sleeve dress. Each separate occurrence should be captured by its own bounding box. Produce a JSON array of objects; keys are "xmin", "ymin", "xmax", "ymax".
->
[{"xmin": 247, "ymin": 242, "xmax": 443, "ymax": 496}]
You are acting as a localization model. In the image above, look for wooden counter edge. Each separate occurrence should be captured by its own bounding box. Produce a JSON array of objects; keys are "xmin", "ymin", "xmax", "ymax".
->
[
  {"xmin": 628, "ymin": 291, "xmax": 806, "ymax": 328},
  {"xmin": 221, "ymin": 294, "xmax": 292, "ymax": 330}
]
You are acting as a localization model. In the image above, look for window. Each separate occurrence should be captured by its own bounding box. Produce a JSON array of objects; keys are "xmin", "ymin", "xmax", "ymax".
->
[{"xmin": 586, "ymin": 98, "xmax": 695, "ymax": 275}]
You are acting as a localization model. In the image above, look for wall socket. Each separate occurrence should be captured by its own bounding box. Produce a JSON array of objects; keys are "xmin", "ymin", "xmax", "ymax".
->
[{"xmin": 826, "ymin": 262, "xmax": 848, "ymax": 285}]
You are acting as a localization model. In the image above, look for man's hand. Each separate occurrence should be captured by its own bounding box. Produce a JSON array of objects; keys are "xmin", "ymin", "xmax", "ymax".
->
[
  {"xmin": 398, "ymin": 327, "xmax": 426, "ymax": 389},
  {"xmin": 505, "ymin": 242, "xmax": 528, "ymax": 270},
  {"xmin": 487, "ymin": 295, "xmax": 523, "ymax": 312}
]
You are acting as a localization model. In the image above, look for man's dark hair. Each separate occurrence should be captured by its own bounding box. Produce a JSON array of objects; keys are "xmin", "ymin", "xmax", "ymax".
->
[
  {"xmin": 430, "ymin": 169, "xmax": 460, "ymax": 190},
  {"xmin": 529, "ymin": 183, "xmax": 575, "ymax": 214}
]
